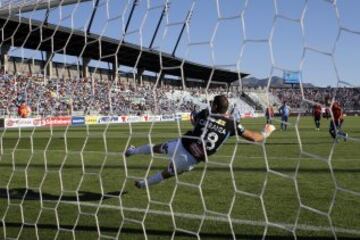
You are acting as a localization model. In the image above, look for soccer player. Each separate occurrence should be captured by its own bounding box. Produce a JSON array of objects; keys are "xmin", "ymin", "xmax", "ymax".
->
[
  {"xmin": 329, "ymin": 101, "xmax": 348, "ymax": 141},
  {"xmin": 313, "ymin": 104, "xmax": 322, "ymax": 130},
  {"xmin": 265, "ymin": 105, "xmax": 274, "ymax": 124},
  {"xmin": 190, "ymin": 105, "xmax": 199, "ymax": 125},
  {"xmin": 279, "ymin": 101, "xmax": 290, "ymax": 131},
  {"xmin": 323, "ymin": 108, "xmax": 331, "ymax": 120},
  {"xmin": 126, "ymin": 95, "xmax": 276, "ymax": 189}
]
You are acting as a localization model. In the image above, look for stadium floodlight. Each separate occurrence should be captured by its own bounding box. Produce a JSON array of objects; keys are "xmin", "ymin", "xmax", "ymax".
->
[
  {"xmin": 0, "ymin": 0, "xmax": 92, "ymax": 16},
  {"xmin": 0, "ymin": 0, "xmax": 359, "ymax": 240}
]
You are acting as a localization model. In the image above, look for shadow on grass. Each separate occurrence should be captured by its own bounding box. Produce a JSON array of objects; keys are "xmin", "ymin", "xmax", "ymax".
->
[
  {"xmin": 0, "ymin": 188, "xmax": 127, "ymax": 201},
  {"xmin": 0, "ymin": 222, "xmax": 358, "ymax": 239}
]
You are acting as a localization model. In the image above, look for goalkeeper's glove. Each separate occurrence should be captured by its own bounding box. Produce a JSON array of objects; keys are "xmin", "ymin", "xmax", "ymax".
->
[{"xmin": 261, "ymin": 124, "xmax": 276, "ymax": 139}]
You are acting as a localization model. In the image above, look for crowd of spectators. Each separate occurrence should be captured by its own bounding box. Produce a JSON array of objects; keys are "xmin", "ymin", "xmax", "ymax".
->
[
  {"xmin": 271, "ymin": 87, "xmax": 360, "ymax": 111},
  {"xmin": 1, "ymin": 73, "xmax": 359, "ymax": 117},
  {"xmin": 0, "ymin": 74, "xmax": 234, "ymax": 117}
]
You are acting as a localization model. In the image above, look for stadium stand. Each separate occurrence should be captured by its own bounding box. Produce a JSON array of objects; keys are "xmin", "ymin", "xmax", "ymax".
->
[
  {"xmin": 271, "ymin": 87, "xmax": 360, "ymax": 111},
  {"xmin": 0, "ymin": 73, "xmax": 256, "ymax": 117},
  {"xmin": 2, "ymin": 71, "xmax": 359, "ymax": 117},
  {"xmin": 245, "ymin": 87, "xmax": 282, "ymax": 110},
  {"xmin": 244, "ymin": 86, "xmax": 360, "ymax": 114}
]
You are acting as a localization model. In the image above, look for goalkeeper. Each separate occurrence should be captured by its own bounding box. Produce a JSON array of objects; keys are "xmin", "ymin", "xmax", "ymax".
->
[{"xmin": 126, "ymin": 95, "xmax": 276, "ymax": 189}]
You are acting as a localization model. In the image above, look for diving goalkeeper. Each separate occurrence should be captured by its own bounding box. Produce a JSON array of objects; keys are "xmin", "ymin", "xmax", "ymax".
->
[{"xmin": 126, "ymin": 95, "xmax": 276, "ymax": 189}]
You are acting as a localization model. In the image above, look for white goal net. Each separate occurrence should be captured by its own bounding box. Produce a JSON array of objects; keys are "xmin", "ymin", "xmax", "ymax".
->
[{"xmin": 0, "ymin": 0, "xmax": 359, "ymax": 239}]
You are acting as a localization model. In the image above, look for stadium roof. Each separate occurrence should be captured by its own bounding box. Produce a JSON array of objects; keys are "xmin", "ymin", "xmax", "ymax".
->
[
  {"xmin": 0, "ymin": 15, "xmax": 248, "ymax": 84},
  {"xmin": 0, "ymin": 0, "xmax": 92, "ymax": 16}
]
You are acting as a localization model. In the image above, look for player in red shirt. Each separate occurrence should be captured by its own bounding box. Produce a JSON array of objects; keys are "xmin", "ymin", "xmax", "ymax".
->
[
  {"xmin": 313, "ymin": 104, "xmax": 322, "ymax": 130},
  {"xmin": 265, "ymin": 105, "xmax": 274, "ymax": 124},
  {"xmin": 329, "ymin": 101, "xmax": 347, "ymax": 141}
]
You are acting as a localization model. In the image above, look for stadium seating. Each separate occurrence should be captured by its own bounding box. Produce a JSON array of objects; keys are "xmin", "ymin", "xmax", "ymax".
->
[
  {"xmin": 0, "ymin": 74, "xmax": 256, "ymax": 116},
  {"xmin": 1, "ymin": 73, "xmax": 359, "ymax": 117}
]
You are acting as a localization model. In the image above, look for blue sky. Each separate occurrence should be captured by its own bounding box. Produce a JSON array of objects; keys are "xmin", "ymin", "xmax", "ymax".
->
[{"xmin": 6, "ymin": 0, "xmax": 360, "ymax": 87}]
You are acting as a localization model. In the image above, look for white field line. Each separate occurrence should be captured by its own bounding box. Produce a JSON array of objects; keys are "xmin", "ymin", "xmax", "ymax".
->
[
  {"xmin": 43, "ymin": 199, "xmax": 360, "ymax": 236},
  {"xmin": 2, "ymin": 148, "xmax": 359, "ymax": 161}
]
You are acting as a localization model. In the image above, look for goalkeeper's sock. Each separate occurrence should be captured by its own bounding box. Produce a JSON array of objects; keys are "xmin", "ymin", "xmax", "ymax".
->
[
  {"xmin": 136, "ymin": 172, "xmax": 164, "ymax": 189},
  {"xmin": 133, "ymin": 144, "xmax": 153, "ymax": 155}
]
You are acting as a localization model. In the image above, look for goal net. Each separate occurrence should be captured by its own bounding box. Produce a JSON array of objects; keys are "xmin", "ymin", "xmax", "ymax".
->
[{"xmin": 0, "ymin": 0, "xmax": 359, "ymax": 239}]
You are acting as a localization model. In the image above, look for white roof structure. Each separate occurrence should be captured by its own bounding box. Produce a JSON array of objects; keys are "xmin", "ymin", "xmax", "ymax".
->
[{"xmin": 0, "ymin": 0, "xmax": 91, "ymax": 15}]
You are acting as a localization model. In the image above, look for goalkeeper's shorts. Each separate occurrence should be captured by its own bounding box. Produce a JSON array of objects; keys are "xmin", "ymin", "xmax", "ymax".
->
[{"xmin": 162, "ymin": 139, "xmax": 198, "ymax": 175}]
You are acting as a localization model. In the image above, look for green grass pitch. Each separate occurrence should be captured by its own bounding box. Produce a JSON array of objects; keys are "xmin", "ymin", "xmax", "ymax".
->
[{"xmin": 0, "ymin": 116, "xmax": 359, "ymax": 239}]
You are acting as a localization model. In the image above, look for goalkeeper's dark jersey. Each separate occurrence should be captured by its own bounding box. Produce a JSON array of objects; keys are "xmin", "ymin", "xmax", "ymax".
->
[{"xmin": 181, "ymin": 109, "xmax": 244, "ymax": 161}]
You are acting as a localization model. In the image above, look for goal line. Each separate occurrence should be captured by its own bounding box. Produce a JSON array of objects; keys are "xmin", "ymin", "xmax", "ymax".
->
[{"xmin": 3, "ymin": 148, "xmax": 360, "ymax": 161}]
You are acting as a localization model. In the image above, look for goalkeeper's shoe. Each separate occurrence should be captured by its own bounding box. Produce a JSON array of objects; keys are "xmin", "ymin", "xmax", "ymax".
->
[
  {"xmin": 125, "ymin": 145, "xmax": 136, "ymax": 157},
  {"xmin": 262, "ymin": 124, "xmax": 276, "ymax": 139},
  {"xmin": 135, "ymin": 180, "xmax": 145, "ymax": 189}
]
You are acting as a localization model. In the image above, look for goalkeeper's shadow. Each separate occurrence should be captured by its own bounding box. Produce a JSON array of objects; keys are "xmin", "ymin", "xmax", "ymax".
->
[{"xmin": 0, "ymin": 188, "xmax": 127, "ymax": 202}]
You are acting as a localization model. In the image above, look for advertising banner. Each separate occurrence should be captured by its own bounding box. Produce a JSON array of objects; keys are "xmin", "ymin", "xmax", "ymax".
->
[
  {"xmin": 175, "ymin": 113, "xmax": 182, "ymax": 121},
  {"xmin": 43, "ymin": 116, "xmax": 71, "ymax": 126},
  {"xmin": 127, "ymin": 115, "xmax": 142, "ymax": 123},
  {"xmin": 97, "ymin": 116, "xmax": 119, "ymax": 124},
  {"xmin": 32, "ymin": 118, "xmax": 43, "ymax": 127},
  {"xmin": 120, "ymin": 115, "xmax": 128, "ymax": 123},
  {"xmin": 161, "ymin": 114, "xmax": 175, "ymax": 122},
  {"xmin": 146, "ymin": 115, "xmax": 161, "ymax": 122},
  {"xmin": 181, "ymin": 113, "xmax": 191, "ymax": 121},
  {"xmin": 143, "ymin": 115, "xmax": 149, "ymax": 122},
  {"xmin": 241, "ymin": 112, "xmax": 254, "ymax": 118},
  {"xmin": 5, "ymin": 118, "xmax": 38, "ymax": 128},
  {"xmin": 72, "ymin": 116, "xmax": 85, "ymax": 126},
  {"xmin": 85, "ymin": 116, "xmax": 98, "ymax": 125},
  {"xmin": 4, "ymin": 112, "xmax": 192, "ymax": 129}
]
